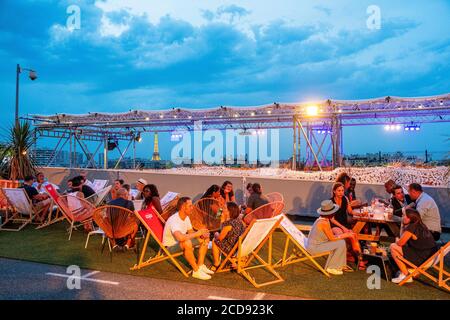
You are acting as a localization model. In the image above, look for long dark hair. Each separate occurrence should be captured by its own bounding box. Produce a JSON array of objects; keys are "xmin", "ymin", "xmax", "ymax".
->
[
  {"xmin": 405, "ymin": 208, "xmax": 433, "ymax": 240},
  {"xmin": 220, "ymin": 181, "xmax": 234, "ymax": 199},
  {"xmin": 336, "ymin": 172, "xmax": 350, "ymax": 186},
  {"xmin": 143, "ymin": 184, "xmax": 160, "ymax": 200},
  {"xmin": 202, "ymin": 184, "xmax": 220, "ymax": 199}
]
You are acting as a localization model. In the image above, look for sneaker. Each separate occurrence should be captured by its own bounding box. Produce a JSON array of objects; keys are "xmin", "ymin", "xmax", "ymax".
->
[
  {"xmin": 326, "ymin": 268, "xmax": 343, "ymax": 275},
  {"xmin": 392, "ymin": 273, "xmax": 413, "ymax": 284},
  {"xmin": 192, "ymin": 269, "xmax": 211, "ymax": 280},
  {"xmin": 199, "ymin": 264, "xmax": 214, "ymax": 275}
]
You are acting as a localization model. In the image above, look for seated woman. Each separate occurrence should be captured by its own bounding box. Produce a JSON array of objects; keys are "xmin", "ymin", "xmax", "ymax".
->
[
  {"xmin": 306, "ymin": 200, "xmax": 353, "ymax": 275},
  {"xmin": 243, "ymin": 183, "xmax": 271, "ymax": 225},
  {"xmin": 211, "ymin": 202, "xmax": 246, "ymax": 271},
  {"xmin": 330, "ymin": 182, "xmax": 365, "ymax": 269},
  {"xmin": 220, "ymin": 181, "xmax": 236, "ymax": 203},
  {"xmin": 141, "ymin": 184, "xmax": 163, "ymax": 215},
  {"xmin": 390, "ymin": 208, "xmax": 438, "ymax": 284},
  {"xmin": 201, "ymin": 184, "xmax": 227, "ymax": 215}
]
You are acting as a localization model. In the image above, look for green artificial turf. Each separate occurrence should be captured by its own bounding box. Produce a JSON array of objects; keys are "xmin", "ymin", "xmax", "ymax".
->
[{"xmin": 0, "ymin": 222, "xmax": 449, "ymax": 300}]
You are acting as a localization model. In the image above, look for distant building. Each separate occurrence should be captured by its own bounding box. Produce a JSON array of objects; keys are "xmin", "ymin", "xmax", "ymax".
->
[{"xmin": 33, "ymin": 148, "xmax": 83, "ymax": 167}]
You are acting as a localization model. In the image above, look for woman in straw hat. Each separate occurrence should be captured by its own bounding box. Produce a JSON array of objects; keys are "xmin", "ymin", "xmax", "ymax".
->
[{"xmin": 306, "ymin": 200, "xmax": 356, "ymax": 275}]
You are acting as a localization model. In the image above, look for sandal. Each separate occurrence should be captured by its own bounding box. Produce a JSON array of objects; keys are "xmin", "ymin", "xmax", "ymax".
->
[
  {"xmin": 342, "ymin": 265, "xmax": 354, "ymax": 272},
  {"xmin": 210, "ymin": 264, "xmax": 220, "ymax": 272}
]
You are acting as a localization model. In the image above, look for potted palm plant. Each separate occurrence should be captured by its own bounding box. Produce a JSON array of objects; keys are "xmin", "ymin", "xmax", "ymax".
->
[{"xmin": 0, "ymin": 121, "xmax": 36, "ymax": 181}]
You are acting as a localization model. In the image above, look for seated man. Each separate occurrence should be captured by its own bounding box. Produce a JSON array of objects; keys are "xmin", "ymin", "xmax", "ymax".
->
[
  {"xmin": 71, "ymin": 176, "xmax": 96, "ymax": 199},
  {"xmin": 32, "ymin": 172, "xmax": 58, "ymax": 193},
  {"xmin": 391, "ymin": 184, "xmax": 412, "ymax": 218},
  {"xmin": 408, "ymin": 183, "xmax": 441, "ymax": 241},
  {"xmin": 162, "ymin": 197, "xmax": 212, "ymax": 280},
  {"xmin": 107, "ymin": 188, "xmax": 138, "ymax": 250},
  {"xmin": 133, "ymin": 178, "xmax": 147, "ymax": 200},
  {"xmin": 22, "ymin": 175, "xmax": 52, "ymax": 222},
  {"xmin": 108, "ymin": 187, "xmax": 135, "ymax": 212}
]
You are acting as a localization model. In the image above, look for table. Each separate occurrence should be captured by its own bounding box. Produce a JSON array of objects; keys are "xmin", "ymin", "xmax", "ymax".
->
[{"xmin": 352, "ymin": 210, "xmax": 400, "ymax": 242}]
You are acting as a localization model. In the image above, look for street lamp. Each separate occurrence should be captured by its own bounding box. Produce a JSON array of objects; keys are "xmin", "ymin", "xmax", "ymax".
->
[{"xmin": 15, "ymin": 64, "xmax": 37, "ymax": 125}]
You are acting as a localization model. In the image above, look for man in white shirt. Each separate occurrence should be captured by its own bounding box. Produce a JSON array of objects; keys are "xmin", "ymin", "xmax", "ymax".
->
[
  {"xmin": 408, "ymin": 183, "xmax": 441, "ymax": 241},
  {"xmin": 163, "ymin": 197, "xmax": 212, "ymax": 280}
]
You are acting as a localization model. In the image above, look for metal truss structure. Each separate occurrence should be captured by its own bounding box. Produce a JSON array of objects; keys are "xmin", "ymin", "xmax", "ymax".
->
[{"xmin": 26, "ymin": 94, "xmax": 450, "ymax": 171}]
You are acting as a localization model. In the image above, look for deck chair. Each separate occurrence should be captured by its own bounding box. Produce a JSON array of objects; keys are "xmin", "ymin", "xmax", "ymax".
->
[
  {"xmin": 92, "ymin": 205, "xmax": 139, "ymax": 260},
  {"xmin": 56, "ymin": 194, "xmax": 95, "ymax": 240},
  {"xmin": 0, "ymin": 188, "xmax": 36, "ymax": 231},
  {"xmin": 243, "ymin": 201, "xmax": 284, "ymax": 225},
  {"xmin": 130, "ymin": 207, "xmax": 192, "ymax": 277},
  {"xmin": 397, "ymin": 241, "xmax": 450, "ymax": 291},
  {"xmin": 35, "ymin": 184, "xmax": 66, "ymax": 229},
  {"xmin": 272, "ymin": 215, "xmax": 330, "ymax": 277},
  {"xmin": 160, "ymin": 191, "xmax": 180, "ymax": 222},
  {"xmin": 192, "ymin": 197, "xmax": 225, "ymax": 231},
  {"xmin": 85, "ymin": 185, "xmax": 112, "ymax": 207},
  {"xmin": 0, "ymin": 180, "xmax": 19, "ymax": 210},
  {"xmin": 92, "ymin": 179, "xmax": 108, "ymax": 192},
  {"xmin": 216, "ymin": 216, "xmax": 284, "ymax": 288},
  {"xmin": 265, "ymin": 192, "xmax": 284, "ymax": 203}
]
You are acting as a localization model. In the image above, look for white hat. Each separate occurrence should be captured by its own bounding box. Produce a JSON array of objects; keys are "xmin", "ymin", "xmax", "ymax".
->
[
  {"xmin": 317, "ymin": 200, "xmax": 340, "ymax": 216},
  {"xmin": 137, "ymin": 178, "xmax": 148, "ymax": 185}
]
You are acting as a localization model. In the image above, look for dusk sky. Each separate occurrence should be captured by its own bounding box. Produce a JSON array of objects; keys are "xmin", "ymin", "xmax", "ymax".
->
[{"xmin": 0, "ymin": 0, "xmax": 449, "ymax": 161}]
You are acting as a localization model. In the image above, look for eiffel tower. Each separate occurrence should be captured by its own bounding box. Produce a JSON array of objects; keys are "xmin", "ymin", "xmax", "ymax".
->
[{"xmin": 152, "ymin": 132, "xmax": 161, "ymax": 161}]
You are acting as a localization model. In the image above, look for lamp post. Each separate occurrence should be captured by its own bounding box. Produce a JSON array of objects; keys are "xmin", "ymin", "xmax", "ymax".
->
[{"xmin": 15, "ymin": 64, "xmax": 37, "ymax": 125}]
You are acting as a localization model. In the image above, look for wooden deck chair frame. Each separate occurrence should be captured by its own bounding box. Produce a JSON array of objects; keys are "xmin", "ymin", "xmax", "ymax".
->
[
  {"xmin": 56, "ymin": 194, "xmax": 95, "ymax": 240},
  {"xmin": 271, "ymin": 215, "xmax": 330, "ymax": 277},
  {"xmin": 86, "ymin": 185, "xmax": 112, "ymax": 207},
  {"xmin": 35, "ymin": 185, "xmax": 66, "ymax": 229},
  {"xmin": 130, "ymin": 210, "xmax": 191, "ymax": 277},
  {"xmin": 0, "ymin": 188, "xmax": 37, "ymax": 231},
  {"xmin": 216, "ymin": 216, "xmax": 284, "ymax": 288},
  {"xmin": 397, "ymin": 242, "xmax": 450, "ymax": 291}
]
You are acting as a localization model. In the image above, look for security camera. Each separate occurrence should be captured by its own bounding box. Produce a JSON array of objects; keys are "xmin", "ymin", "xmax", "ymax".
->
[{"xmin": 29, "ymin": 70, "xmax": 37, "ymax": 81}]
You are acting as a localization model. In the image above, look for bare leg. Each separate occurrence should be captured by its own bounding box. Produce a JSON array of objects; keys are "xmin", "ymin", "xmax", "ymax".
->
[
  {"xmin": 180, "ymin": 240, "xmax": 198, "ymax": 272},
  {"xmin": 197, "ymin": 238, "xmax": 209, "ymax": 266},
  {"xmin": 390, "ymin": 243, "xmax": 407, "ymax": 275},
  {"xmin": 212, "ymin": 242, "xmax": 220, "ymax": 266}
]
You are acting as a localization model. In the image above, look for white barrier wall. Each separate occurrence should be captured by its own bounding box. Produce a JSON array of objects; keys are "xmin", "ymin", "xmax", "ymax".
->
[{"xmin": 40, "ymin": 167, "xmax": 450, "ymax": 227}]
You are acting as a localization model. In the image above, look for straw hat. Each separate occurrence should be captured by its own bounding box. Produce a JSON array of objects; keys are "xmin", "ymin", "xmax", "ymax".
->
[{"xmin": 317, "ymin": 200, "xmax": 340, "ymax": 216}]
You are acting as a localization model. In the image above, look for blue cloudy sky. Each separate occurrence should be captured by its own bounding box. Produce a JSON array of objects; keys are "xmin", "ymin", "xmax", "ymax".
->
[{"xmin": 0, "ymin": 0, "xmax": 449, "ymax": 160}]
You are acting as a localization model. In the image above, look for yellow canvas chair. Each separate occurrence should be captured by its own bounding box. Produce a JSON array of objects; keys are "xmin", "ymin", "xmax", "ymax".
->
[
  {"xmin": 131, "ymin": 207, "xmax": 193, "ymax": 277},
  {"xmin": 272, "ymin": 214, "xmax": 330, "ymax": 277},
  {"xmin": 216, "ymin": 215, "xmax": 284, "ymax": 288},
  {"xmin": 397, "ymin": 241, "xmax": 450, "ymax": 291}
]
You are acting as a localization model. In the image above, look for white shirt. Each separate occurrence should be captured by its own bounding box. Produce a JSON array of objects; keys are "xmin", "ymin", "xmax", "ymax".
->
[
  {"xmin": 415, "ymin": 192, "xmax": 441, "ymax": 233},
  {"xmin": 162, "ymin": 212, "xmax": 193, "ymax": 247}
]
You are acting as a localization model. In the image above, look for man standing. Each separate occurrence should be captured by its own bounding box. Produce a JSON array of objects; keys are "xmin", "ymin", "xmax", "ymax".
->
[
  {"xmin": 408, "ymin": 183, "xmax": 441, "ymax": 241},
  {"xmin": 163, "ymin": 197, "xmax": 212, "ymax": 280}
]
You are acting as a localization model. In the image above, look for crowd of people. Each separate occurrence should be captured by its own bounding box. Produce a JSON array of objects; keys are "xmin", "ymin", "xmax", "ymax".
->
[{"xmin": 17, "ymin": 170, "xmax": 444, "ymax": 284}]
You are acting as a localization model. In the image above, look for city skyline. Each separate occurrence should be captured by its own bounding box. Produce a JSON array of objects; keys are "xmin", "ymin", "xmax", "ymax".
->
[{"xmin": 0, "ymin": 1, "xmax": 449, "ymax": 159}]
